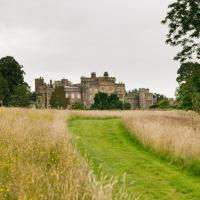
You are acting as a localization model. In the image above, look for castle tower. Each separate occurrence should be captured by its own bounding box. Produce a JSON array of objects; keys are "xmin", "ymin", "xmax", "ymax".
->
[{"xmin": 35, "ymin": 77, "xmax": 44, "ymax": 94}]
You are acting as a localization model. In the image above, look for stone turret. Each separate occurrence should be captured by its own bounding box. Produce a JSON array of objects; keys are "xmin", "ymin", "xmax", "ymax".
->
[
  {"xmin": 35, "ymin": 77, "xmax": 44, "ymax": 94},
  {"xmin": 91, "ymin": 72, "xmax": 96, "ymax": 78},
  {"xmin": 104, "ymin": 72, "xmax": 109, "ymax": 77}
]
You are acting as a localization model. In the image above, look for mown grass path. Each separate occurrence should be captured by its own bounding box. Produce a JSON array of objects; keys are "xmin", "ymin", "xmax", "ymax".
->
[{"xmin": 69, "ymin": 118, "xmax": 200, "ymax": 200}]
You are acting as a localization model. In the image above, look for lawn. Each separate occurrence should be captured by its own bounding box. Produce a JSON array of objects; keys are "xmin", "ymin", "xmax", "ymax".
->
[{"xmin": 69, "ymin": 118, "xmax": 200, "ymax": 200}]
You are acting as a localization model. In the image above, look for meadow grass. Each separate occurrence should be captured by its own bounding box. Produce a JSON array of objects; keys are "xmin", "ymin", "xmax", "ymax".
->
[
  {"xmin": 1, "ymin": 108, "xmax": 200, "ymax": 199},
  {"xmin": 72, "ymin": 110, "xmax": 200, "ymax": 175},
  {"xmin": 69, "ymin": 117, "xmax": 200, "ymax": 200},
  {"xmin": 0, "ymin": 108, "xmax": 128, "ymax": 200}
]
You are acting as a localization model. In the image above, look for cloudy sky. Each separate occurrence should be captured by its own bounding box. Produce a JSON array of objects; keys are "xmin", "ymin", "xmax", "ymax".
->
[{"xmin": 0, "ymin": 0, "xmax": 178, "ymax": 97}]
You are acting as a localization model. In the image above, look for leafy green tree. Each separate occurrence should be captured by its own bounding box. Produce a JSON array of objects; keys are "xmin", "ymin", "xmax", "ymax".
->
[
  {"xmin": 176, "ymin": 62, "xmax": 200, "ymax": 111},
  {"xmin": 156, "ymin": 94, "xmax": 167, "ymax": 103},
  {"xmin": 10, "ymin": 83, "xmax": 31, "ymax": 107},
  {"xmin": 158, "ymin": 99, "xmax": 170, "ymax": 109},
  {"xmin": 50, "ymin": 86, "xmax": 67, "ymax": 109},
  {"xmin": 91, "ymin": 92, "xmax": 131, "ymax": 110},
  {"xmin": 123, "ymin": 102, "xmax": 131, "ymax": 110},
  {"xmin": 91, "ymin": 92, "xmax": 109, "ymax": 110},
  {"xmin": 162, "ymin": 0, "xmax": 200, "ymax": 62},
  {"xmin": 108, "ymin": 93, "xmax": 120, "ymax": 109},
  {"xmin": 0, "ymin": 56, "xmax": 25, "ymax": 105},
  {"xmin": 192, "ymin": 91, "xmax": 200, "ymax": 112},
  {"xmin": 30, "ymin": 92, "xmax": 37, "ymax": 103},
  {"xmin": 0, "ymin": 74, "xmax": 8, "ymax": 105},
  {"xmin": 71, "ymin": 102, "xmax": 85, "ymax": 110}
]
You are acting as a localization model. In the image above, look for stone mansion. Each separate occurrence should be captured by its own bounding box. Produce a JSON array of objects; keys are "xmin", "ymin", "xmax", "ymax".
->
[{"xmin": 35, "ymin": 72, "xmax": 157, "ymax": 109}]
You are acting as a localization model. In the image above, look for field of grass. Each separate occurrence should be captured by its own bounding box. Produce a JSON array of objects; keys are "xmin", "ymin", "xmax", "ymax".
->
[
  {"xmin": 69, "ymin": 117, "xmax": 200, "ymax": 200},
  {"xmin": 1, "ymin": 108, "xmax": 200, "ymax": 199},
  {"xmin": 0, "ymin": 108, "xmax": 126, "ymax": 200},
  {"xmin": 73, "ymin": 110, "xmax": 200, "ymax": 175}
]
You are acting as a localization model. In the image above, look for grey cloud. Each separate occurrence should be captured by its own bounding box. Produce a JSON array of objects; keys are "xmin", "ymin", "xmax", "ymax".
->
[{"xmin": 0, "ymin": 0, "xmax": 177, "ymax": 97}]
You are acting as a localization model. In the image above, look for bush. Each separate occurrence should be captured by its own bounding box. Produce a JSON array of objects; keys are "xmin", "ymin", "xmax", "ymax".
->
[
  {"xmin": 158, "ymin": 99, "xmax": 170, "ymax": 109},
  {"xmin": 71, "ymin": 102, "xmax": 85, "ymax": 110},
  {"xmin": 91, "ymin": 92, "xmax": 131, "ymax": 110}
]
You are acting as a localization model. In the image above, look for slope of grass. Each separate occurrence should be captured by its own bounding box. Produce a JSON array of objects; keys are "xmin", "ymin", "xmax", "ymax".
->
[{"xmin": 69, "ymin": 118, "xmax": 200, "ymax": 200}]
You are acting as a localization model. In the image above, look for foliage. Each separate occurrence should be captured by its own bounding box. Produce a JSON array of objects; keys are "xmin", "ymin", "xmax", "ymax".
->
[
  {"xmin": 0, "ymin": 56, "xmax": 25, "ymax": 105},
  {"xmin": 123, "ymin": 102, "xmax": 131, "ymax": 110},
  {"xmin": 162, "ymin": 0, "xmax": 200, "ymax": 62},
  {"xmin": 150, "ymin": 94, "xmax": 169, "ymax": 109},
  {"xmin": 158, "ymin": 99, "xmax": 170, "ymax": 109},
  {"xmin": 156, "ymin": 94, "xmax": 167, "ymax": 103},
  {"xmin": 50, "ymin": 86, "xmax": 67, "ymax": 108},
  {"xmin": 91, "ymin": 92, "xmax": 130, "ymax": 110},
  {"xmin": 30, "ymin": 91, "xmax": 37, "ymax": 103},
  {"xmin": 0, "ymin": 56, "xmax": 32, "ymax": 107},
  {"xmin": 0, "ymin": 74, "xmax": 8, "ymax": 104},
  {"xmin": 9, "ymin": 83, "xmax": 32, "ymax": 107},
  {"xmin": 71, "ymin": 102, "xmax": 85, "ymax": 110},
  {"xmin": 176, "ymin": 62, "xmax": 200, "ymax": 111},
  {"xmin": 149, "ymin": 104, "xmax": 159, "ymax": 109}
]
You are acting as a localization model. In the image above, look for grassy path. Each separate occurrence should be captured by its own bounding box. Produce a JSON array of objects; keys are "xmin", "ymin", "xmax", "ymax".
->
[{"xmin": 69, "ymin": 118, "xmax": 200, "ymax": 200}]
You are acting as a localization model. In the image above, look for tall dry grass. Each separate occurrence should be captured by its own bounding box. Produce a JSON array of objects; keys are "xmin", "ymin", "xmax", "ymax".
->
[
  {"xmin": 0, "ymin": 108, "xmax": 129, "ymax": 200},
  {"xmin": 73, "ymin": 110, "xmax": 200, "ymax": 167}
]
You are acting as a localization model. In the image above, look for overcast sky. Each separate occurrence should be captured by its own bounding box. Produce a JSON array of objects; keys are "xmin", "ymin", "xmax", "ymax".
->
[{"xmin": 0, "ymin": 0, "xmax": 178, "ymax": 97}]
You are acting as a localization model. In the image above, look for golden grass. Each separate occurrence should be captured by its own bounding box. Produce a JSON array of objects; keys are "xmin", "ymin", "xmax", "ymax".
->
[
  {"xmin": 0, "ymin": 108, "xmax": 128, "ymax": 200},
  {"xmin": 1, "ymin": 108, "xmax": 199, "ymax": 199},
  {"xmin": 73, "ymin": 110, "xmax": 200, "ymax": 162}
]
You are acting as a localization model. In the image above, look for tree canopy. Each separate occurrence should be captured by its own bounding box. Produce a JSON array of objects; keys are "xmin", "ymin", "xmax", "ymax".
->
[
  {"xmin": 91, "ymin": 92, "xmax": 131, "ymax": 110},
  {"xmin": 176, "ymin": 62, "xmax": 200, "ymax": 111},
  {"xmin": 0, "ymin": 56, "xmax": 32, "ymax": 107},
  {"xmin": 9, "ymin": 83, "xmax": 32, "ymax": 107},
  {"xmin": 0, "ymin": 74, "xmax": 8, "ymax": 104},
  {"xmin": 162, "ymin": 0, "xmax": 200, "ymax": 62}
]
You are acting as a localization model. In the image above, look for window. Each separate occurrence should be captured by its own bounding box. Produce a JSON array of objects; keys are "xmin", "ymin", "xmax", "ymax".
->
[
  {"xmin": 77, "ymin": 93, "xmax": 81, "ymax": 99},
  {"xmin": 71, "ymin": 93, "xmax": 74, "ymax": 99},
  {"xmin": 65, "ymin": 93, "xmax": 69, "ymax": 98}
]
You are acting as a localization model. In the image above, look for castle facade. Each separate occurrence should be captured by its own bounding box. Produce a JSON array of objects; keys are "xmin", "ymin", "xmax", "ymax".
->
[{"xmin": 35, "ymin": 72, "xmax": 155, "ymax": 109}]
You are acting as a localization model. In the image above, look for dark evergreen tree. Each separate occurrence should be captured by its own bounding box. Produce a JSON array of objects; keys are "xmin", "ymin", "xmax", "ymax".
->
[{"xmin": 50, "ymin": 86, "xmax": 67, "ymax": 109}]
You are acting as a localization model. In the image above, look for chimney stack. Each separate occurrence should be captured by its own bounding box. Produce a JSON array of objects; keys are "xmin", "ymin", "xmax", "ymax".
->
[{"xmin": 91, "ymin": 72, "xmax": 96, "ymax": 78}]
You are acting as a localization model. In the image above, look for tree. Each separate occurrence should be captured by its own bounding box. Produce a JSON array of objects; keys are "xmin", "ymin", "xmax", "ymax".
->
[
  {"xmin": 9, "ymin": 83, "xmax": 31, "ymax": 107},
  {"xmin": 158, "ymin": 99, "xmax": 170, "ymax": 109},
  {"xmin": 162, "ymin": 0, "xmax": 200, "ymax": 62},
  {"xmin": 50, "ymin": 86, "xmax": 67, "ymax": 109},
  {"xmin": 176, "ymin": 62, "xmax": 200, "ymax": 111},
  {"xmin": 30, "ymin": 92, "xmax": 37, "ymax": 103},
  {"xmin": 156, "ymin": 94, "xmax": 167, "ymax": 103},
  {"xmin": 0, "ymin": 56, "xmax": 25, "ymax": 105},
  {"xmin": 71, "ymin": 102, "xmax": 85, "ymax": 110},
  {"xmin": 123, "ymin": 102, "xmax": 131, "ymax": 110},
  {"xmin": 91, "ymin": 92, "xmax": 131, "ymax": 110},
  {"xmin": 0, "ymin": 74, "xmax": 8, "ymax": 105},
  {"xmin": 91, "ymin": 92, "xmax": 109, "ymax": 110}
]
